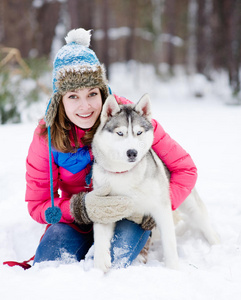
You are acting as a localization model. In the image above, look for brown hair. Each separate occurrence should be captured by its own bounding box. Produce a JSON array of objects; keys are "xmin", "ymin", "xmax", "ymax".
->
[{"xmin": 40, "ymin": 90, "xmax": 105, "ymax": 153}]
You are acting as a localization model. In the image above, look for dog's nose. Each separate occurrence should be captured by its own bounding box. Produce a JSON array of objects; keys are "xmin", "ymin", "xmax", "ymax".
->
[{"xmin": 127, "ymin": 149, "xmax": 138, "ymax": 160}]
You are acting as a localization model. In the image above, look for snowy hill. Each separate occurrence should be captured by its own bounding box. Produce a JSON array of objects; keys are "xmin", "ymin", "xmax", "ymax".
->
[{"xmin": 0, "ymin": 64, "xmax": 241, "ymax": 300}]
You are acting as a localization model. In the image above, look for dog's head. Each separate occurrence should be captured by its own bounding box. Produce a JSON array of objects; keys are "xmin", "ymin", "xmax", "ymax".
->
[{"xmin": 92, "ymin": 94, "xmax": 154, "ymax": 172}]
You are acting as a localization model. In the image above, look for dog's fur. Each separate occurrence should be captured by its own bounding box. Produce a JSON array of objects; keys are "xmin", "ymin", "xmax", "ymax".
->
[{"xmin": 92, "ymin": 94, "xmax": 220, "ymax": 272}]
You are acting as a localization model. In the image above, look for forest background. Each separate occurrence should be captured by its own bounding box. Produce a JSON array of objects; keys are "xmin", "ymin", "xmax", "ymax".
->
[
  {"xmin": 0, "ymin": 0, "xmax": 241, "ymax": 123},
  {"xmin": 1, "ymin": 2, "xmax": 241, "ymax": 298}
]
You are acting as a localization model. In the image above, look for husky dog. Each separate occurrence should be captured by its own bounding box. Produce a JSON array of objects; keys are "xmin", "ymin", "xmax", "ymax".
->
[{"xmin": 92, "ymin": 94, "xmax": 219, "ymax": 272}]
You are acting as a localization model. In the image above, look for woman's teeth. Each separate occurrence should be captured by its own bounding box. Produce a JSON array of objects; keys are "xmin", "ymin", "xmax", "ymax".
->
[{"xmin": 78, "ymin": 113, "xmax": 92, "ymax": 118}]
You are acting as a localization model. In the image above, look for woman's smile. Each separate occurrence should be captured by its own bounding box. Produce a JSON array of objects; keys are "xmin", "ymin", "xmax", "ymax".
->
[{"xmin": 77, "ymin": 112, "xmax": 93, "ymax": 118}]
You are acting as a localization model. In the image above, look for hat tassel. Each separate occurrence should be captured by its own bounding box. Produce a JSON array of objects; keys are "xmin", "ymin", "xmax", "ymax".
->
[{"xmin": 45, "ymin": 126, "xmax": 62, "ymax": 224}]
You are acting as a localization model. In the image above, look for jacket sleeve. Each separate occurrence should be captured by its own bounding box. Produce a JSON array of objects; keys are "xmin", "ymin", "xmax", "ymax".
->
[
  {"xmin": 25, "ymin": 125, "xmax": 74, "ymax": 224},
  {"xmin": 151, "ymin": 119, "xmax": 198, "ymax": 210},
  {"xmin": 114, "ymin": 94, "xmax": 133, "ymax": 104}
]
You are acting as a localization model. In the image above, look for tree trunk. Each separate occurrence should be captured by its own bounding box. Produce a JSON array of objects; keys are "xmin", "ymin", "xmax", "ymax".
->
[
  {"xmin": 0, "ymin": 0, "xmax": 34, "ymax": 58},
  {"xmin": 102, "ymin": 0, "xmax": 110, "ymax": 77},
  {"xmin": 34, "ymin": 1, "xmax": 61, "ymax": 57},
  {"xmin": 151, "ymin": 0, "xmax": 164, "ymax": 74},
  {"xmin": 165, "ymin": 0, "xmax": 177, "ymax": 75},
  {"xmin": 67, "ymin": 0, "xmax": 94, "ymax": 29},
  {"xmin": 187, "ymin": 0, "xmax": 198, "ymax": 75},
  {"xmin": 196, "ymin": 0, "xmax": 213, "ymax": 79},
  {"xmin": 214, "ymin": 0, "xmax": 241, "ymax": 96},
  {"xmin": 125, "ymin": 0, "xmax": 136, "ymax": 62}
]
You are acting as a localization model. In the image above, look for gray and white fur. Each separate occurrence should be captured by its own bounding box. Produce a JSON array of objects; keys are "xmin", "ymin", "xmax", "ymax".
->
[{"xmin": 92, "ymin": 94, "xmax": 220, "ymax": 272}]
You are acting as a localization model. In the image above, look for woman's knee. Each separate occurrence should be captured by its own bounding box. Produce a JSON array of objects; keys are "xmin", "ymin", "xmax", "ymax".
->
[
  {"xmin": 34, "ymin": 223, "xmax": 93, "ymax": 264},
  {"xmin": 110, "ymin": 219, "xmax": 151, "ymax": 268}
]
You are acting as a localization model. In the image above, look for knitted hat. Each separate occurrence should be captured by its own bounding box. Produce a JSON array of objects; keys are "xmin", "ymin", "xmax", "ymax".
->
[{"xmin": 45, "ymin": 28, "xmax": 109, "ymax": 127}]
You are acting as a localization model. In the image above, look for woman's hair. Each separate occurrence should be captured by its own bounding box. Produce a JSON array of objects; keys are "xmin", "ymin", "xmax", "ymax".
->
[{"xmin": 40, "ymin": 89, "xmax": 106, "ymax": 153}]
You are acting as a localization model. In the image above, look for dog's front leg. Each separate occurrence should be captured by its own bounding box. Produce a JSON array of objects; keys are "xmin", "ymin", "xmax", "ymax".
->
[
  {"xmin": 94, "ymin": 222, "xmax": 115, "ymax": 273},
  {"xmin": 153, "ymin": 204, "xmax": 179, "ymax": 270}
]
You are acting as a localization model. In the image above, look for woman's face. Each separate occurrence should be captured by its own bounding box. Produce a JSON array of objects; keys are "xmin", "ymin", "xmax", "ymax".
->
[{"xmin": 62, "ymin": 87, "xmax": 102, "ymax": 129}]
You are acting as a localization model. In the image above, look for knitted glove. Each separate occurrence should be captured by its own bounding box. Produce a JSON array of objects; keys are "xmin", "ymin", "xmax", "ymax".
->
[
  {"xmin": 141, "ymin": 215, "xmax": 156, "ymax": 231},
  {"xmin": 70, "ymin": 185, "xmax": 134, "ymax": 225},
  {"xmin": 127, "ymin": 213, "xmax": 143, "ymax": 224}
]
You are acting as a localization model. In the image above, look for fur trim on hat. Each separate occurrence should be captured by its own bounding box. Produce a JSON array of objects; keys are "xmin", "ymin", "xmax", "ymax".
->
[
  {"xmin": 45, "ymin": 93, "xmax": 62, "ymax": 127},
  {"xmin": 56, "ymin": 64, "xmax": 108, "ymax": 96}
]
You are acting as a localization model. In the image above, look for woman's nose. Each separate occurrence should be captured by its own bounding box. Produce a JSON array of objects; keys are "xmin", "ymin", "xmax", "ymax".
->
[{"xmin": 79, "ymin": 97, "xmax": 90, "ymax": 109}]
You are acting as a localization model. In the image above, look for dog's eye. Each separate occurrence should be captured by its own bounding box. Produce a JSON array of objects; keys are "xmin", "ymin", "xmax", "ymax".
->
[
  {"xmin": 116, "ymin": 131, "xmax": 124, "ymax": 136},
  {"xmin": 137, "ymin": 131, "xmax": 143, "ymax": 136}
]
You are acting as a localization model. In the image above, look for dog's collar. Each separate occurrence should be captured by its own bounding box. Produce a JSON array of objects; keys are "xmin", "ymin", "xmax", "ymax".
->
[
  {"xmin": 101, "ymin": 165, "xmax": 130, "ymax": 174},
  {"xmin": 107, "ymin": 169, "xmax": 129, "ymax": 174},
  {"xmin": 95, "ymin": 159, "xmax": 131, "ymax": 174}
]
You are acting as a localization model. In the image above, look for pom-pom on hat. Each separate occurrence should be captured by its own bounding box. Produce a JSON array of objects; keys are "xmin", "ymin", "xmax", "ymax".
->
[{"xmin": 45, "ymin": 28, "xmax": 109, "ymax": 127}]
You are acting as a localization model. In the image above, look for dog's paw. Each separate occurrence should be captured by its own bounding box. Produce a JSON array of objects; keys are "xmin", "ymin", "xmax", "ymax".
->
[
  {"xmin": 94, "ymin": 250, "xmax": 112, "ymax": 273},
  {"xmin": 165, "ymin": 258, "xmax": 179, "ymax": 270},
  {"xmin": 206, "ymin": 230, "xmax": 221, "ymax": 245}
]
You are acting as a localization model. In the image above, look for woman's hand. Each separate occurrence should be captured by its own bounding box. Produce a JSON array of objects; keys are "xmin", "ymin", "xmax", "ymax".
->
[{"xmin": 70, "ymin": 185, "xmax": 134, "ymax": 224}]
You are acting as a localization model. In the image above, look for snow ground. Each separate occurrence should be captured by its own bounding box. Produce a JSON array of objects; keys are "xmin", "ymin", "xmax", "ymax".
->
[{"xmin": 0, "ymin": 63, "xmax": 241, "ymax": 299}]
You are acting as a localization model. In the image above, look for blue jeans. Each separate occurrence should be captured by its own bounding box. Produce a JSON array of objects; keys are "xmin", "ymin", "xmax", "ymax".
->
[{"xmin": 34, "ymin": 220, "xmax": 150, "ymax": 268}]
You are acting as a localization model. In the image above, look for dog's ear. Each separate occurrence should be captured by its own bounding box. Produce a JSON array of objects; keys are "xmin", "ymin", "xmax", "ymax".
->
[
  {"xmin": 101, "ymin": 95, "xmax": 120, "ymax": 122},
  {"xmin": 135, "ymin": 94, "xmax": 152, "ymax": 121}
]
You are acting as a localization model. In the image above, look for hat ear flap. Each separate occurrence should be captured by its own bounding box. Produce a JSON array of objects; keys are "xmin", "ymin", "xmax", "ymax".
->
[{"xmin": 45, "ymin": 93, "xmax": 62, "ymax": 127}]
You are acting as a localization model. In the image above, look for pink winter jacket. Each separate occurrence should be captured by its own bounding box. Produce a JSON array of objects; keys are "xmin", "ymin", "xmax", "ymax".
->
[{"xmin": 25, "ymin": 95, "xmax": 197, "ymax": 224}]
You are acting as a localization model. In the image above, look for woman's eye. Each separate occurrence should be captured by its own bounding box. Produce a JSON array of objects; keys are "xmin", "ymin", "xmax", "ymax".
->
[
  {"xmin": 69, "ymin": 94, "xmax": 77, "ymax": 99},
  {"xmin": 89, "ymin": 92, "xmax": 97, "ymax": 97},
  {"xmin": 137, "ymin": 131, "xmax": 143, "ymax": 136},
  {"xmin": 116, "ymin": 131, "xmax": 124, "ymax": 136}
]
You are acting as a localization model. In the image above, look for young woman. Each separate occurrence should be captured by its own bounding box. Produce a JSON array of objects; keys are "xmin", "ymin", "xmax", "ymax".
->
[{"xmin": 25, "ymin": 28, "xmax": 197, "ymax": 268}]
